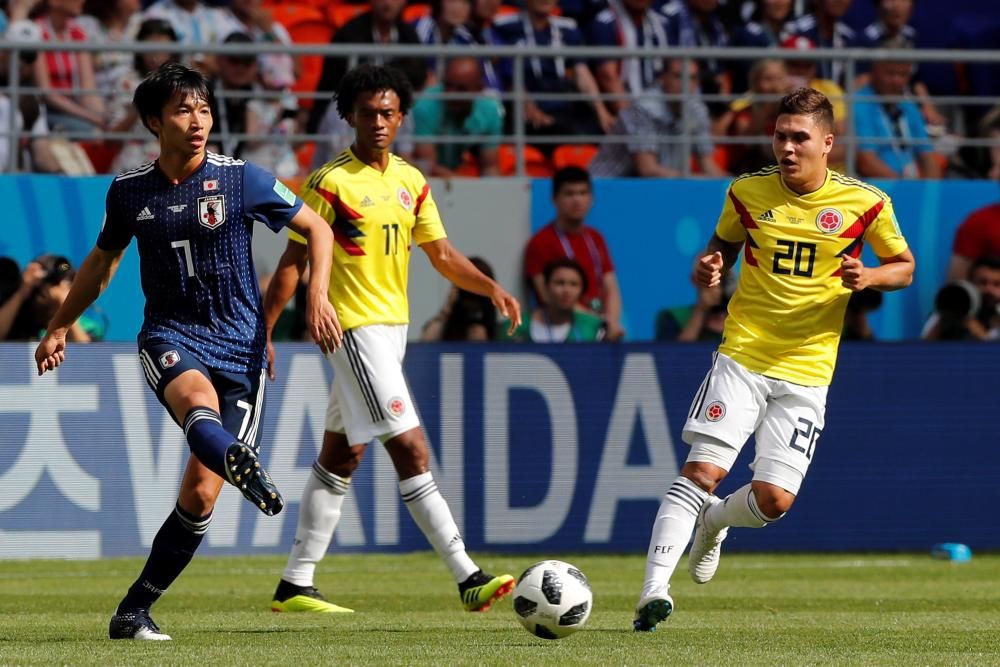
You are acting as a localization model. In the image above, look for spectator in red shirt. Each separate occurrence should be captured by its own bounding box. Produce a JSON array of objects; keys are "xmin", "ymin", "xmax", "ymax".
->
[
  {"xmin": 34, "ymin": 0, "xmax": 105, "ymax": 134},
  {"xmin": 947, "ymin": 204, "xmax": 1000, "ymax": 282},
  {"xmin": 947, "ymin": 111, "xmax": 1000, "ymax": 281},
  {"xmin": 524, "ymin": 167, "xmax": 625, "ymax": 340}
]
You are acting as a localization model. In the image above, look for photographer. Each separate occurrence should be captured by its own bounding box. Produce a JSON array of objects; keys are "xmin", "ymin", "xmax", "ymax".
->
[
  {"xmin": 922, "ymin": 256, "xmax": 1000, "ymax": 341},
  {"xmin": 843, "ymin": 288, "xmax": 884, "ymax": 341},
  {"xmin": 420, "ymin": 256, "xmax": 498, "ymax": 342},
  {"xmin": 1, "ymin": 254, "xmax": 103, "ymax": 342}
]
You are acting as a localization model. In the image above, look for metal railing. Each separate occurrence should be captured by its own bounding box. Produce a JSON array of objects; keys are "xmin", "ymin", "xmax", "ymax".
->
[{"xmin": 2, "ymin": 39, "xmax": 999, "ymax": 176}]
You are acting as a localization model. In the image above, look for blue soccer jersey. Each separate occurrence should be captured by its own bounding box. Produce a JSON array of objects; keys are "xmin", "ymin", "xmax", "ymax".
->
[{"xmin": 97, "ymin": 152, "xmax": 303, "ymax": 372}]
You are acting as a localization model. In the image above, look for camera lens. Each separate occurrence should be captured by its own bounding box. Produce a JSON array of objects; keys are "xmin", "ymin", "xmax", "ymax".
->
[{"xmin": 934, "ymin": 281, "xmax": 979, "ymax": 320}]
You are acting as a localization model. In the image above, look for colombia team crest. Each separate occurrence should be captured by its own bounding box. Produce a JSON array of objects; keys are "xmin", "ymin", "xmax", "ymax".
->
[
  {"xmin": 815, "ymin": 208, "xmax": 843, "ymax": 234},
  {"xmin": 198, "ymin": 195, "xmax": 226, "ymax": 229},
  {"xmin": 387, "ymin": 396, "xmax": 406, "ymax": 417},
  {"xmin": 397, "ymin": 187, "xmax": 413, "ymax": 211},
  {"xmin": 705, "ymin": 401, "xmax": 726, "ymax": 422}
]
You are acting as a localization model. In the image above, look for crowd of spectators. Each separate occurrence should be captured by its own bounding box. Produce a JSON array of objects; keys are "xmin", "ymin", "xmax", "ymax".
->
[
  {"xmin": 1, "ymin": 1, "xmax": 999, "ymax": 345},
  {"xmin": 1, "ymin": 0, "xmax": 998, "ymax": 178}
]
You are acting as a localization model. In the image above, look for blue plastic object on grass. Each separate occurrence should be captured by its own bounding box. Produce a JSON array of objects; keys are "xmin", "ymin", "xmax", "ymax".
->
[{"xmin": 931, "ymin": 543, "xmax": 972, "ymax": 562}]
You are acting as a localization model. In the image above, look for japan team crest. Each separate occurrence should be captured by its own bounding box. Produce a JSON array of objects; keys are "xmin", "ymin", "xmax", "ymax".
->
[
  {"xmin": 158, "ymin": 350, "xmax": 180, "ymax": 369},
  {"xmin": 387, "ymin": 396, "xmax": 406, "ymax": 417},
  {"xmin": 397, "ymin": 187, "xmax": 413, "ymax": 211},
  {"xmin": 705, "ymin": 401, "xmax": 726, "ymax": 422},
  {"xmin": 198, "ymin": 195, "xmax": 226, "ymax": 229},
  {"xmin": 815, "ymin": 208, "xmax": 843, "ymax": 234}
]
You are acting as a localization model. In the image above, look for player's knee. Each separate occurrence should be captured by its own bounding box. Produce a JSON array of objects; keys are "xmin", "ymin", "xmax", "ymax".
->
[
  {"xmin": 751, "ymin": 482, "xmax": 796, "ymax": 519},
  {"xmin": 324, "ymin": 446, "xmax": 366, "ymax": 478},
  {"xmin": 183, "ymin": 482, "xmax": 221, "ymax": 516},
  {"xmin": 681, "ymin": 461, "xmax": 727, "ymax": 493},
  {"xmin": 385, "ymin": 429, "xmax": 429, "ymax": 478}
]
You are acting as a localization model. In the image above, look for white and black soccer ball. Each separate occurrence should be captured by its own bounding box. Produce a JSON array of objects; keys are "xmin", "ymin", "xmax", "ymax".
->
[{"xmin": 512, "ymin": 560, "xmax": 592, "ymax": 640}]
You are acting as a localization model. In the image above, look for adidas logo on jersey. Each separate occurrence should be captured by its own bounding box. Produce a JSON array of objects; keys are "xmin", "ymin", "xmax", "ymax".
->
[
  {"xmin": 136, "ymin": 206, "xmax": 154, "ymax": 221},
  {"xmin": 360, "ymin": 196, "xmax": 375, "ymax": 207},
  {"xmin": 757, "ymin": 209, "xmax": 776, "ymax": 223}
]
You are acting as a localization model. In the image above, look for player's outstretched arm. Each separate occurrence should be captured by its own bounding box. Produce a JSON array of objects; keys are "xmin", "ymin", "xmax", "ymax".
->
[
  {"xmin": 286, "ymin": 205, "xmax": 343, "ymax": 355},
  {"xmin": 840, "ymin": 248, "xmax": 915, "ymax": 293},
  {"xmin": 262, "ymin": 239, "xmax": 308, "ymax": 380},
  {"xmin": 420, "ymin": 238, "xmax": 522, "ymax": 335},
  {"xmin": 35, "ymin": 246, "xmax": 124, "ymax": 375}
]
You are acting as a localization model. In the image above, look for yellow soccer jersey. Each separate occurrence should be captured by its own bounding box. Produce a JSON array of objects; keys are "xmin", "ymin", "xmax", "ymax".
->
[
  {"xmin": 289, "ymin": 148, "xmax": 447, "ymax": 330},
  {"xmin": 716, "ymin": 167, "xmax": 908, "ymax": 386}
]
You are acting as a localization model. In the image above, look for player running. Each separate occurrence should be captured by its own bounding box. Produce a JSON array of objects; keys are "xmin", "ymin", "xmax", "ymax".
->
[
  {"xmin": 264, "ymin": 64, "xmax": 521, "ymax": 615},
  {"xmin": 633, "ymin": 88, "xmax": 916, "ymax": 631},
  {"xmin": 34, "ymin": 63, "xmax": 342, "ymax": 641}
]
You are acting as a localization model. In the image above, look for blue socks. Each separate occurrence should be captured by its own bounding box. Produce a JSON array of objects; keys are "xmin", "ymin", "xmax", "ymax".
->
[
  {"xmin": 183, "ymin": 408, "xmax": 235, "ymax": 479},
  {"xmin": 117, "ymin": 503, "xmax": 211, "ymax": 612}
]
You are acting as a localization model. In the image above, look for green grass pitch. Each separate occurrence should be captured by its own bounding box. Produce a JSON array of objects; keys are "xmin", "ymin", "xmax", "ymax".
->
[{"xmin": 2, "ymin": 552, "xmax": 999, "ymax": 665}]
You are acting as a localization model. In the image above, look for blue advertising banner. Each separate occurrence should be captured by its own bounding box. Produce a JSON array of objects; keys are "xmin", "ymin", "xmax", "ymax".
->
[{"xmin": 1, "ymin": 342, "xmax": 996, "ymax": 559}]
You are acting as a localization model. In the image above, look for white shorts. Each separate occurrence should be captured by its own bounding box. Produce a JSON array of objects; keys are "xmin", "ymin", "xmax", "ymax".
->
[
  {"xmin": 325, "ymin": 324, "xmax": 420, "ymax": 445},
  {"xmin": 682, "ymin": 352, "xmax": 828, "ymax": 495}
]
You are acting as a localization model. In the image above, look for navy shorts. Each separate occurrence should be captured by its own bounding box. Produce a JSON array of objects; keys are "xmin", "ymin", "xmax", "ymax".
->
[{"xmin": 137, "ymin": 340, "xmax": 267, "ymax": 451}]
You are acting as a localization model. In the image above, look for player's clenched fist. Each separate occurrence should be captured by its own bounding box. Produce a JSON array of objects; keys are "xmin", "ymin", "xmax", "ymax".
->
[
  {"xmin": 840, "ymin": 255, "xmax": 868, "ymax": 292},
  {"xmin": 694, "ymin": 251, "xmax": 724, "ymax": 288}
]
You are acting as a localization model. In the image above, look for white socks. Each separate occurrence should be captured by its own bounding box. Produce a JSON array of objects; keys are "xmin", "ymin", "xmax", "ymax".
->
[
  {"xmin": 640, "ymin": 476, "xmax": 708, "ymax": 601},
  {"xmin": 400, "ymin": 472, "xmax": 478, "ymax": 583},
  {"xmin": 706, "ymin": 483, "xmax": 776, "ymax": 531},
  {"xmin": 282, "ymin": 462, "xmax": 350, "ymax": 587}
]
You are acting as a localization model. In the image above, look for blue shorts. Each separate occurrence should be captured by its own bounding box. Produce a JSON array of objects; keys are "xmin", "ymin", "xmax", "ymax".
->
[{"xmin": 137, "ymin": 339, "xmax": 267, "ymax": 451}]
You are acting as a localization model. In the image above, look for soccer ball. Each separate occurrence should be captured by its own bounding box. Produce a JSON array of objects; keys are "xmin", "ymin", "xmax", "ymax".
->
[{"xmin": 512, "ymin": 560, "xmax": 592, "ymax": 640}]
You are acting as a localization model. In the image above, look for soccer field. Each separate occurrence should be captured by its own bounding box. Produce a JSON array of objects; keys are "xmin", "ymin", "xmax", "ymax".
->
[{"xmin": 2, "ymin": 553, "xmax": 999, "ymax": 666}]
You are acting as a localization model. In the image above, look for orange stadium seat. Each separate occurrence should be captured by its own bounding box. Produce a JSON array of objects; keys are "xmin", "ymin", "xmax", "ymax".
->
[
  {"xmin": 498, "ymin": 144, "xmax": 552, "ymax": 177},
  {"xmin": 296, "ymin": 142, "xmax": 316, "ymax": 172},
  {"xmin": 711, "ymin": 145, "xmax": 730, "ymax": 173},
  {"xmin": 327, "ymin": 3, "xmax": 367, "ymax": 29},
  {"xmin": 266, "ymin": 4, "xmax": 333, "ymax": 109},
  {"xmin": 403, "ymin": 4, "xmax": 431, "ymax": 23},
  {"xmin": 269, "ymin": 4, "xmax": 330, "ymax": 41},
  {"xmin": 454, "ymin": 152, "xmax": 481, "ymax": 177},
  {"xmin": 551, "ymin": 144, "xmax": 598, "ymax": 170},
  {"xmin": 493, "ymin": 4, "xmax": 557, "ymax": 15}
]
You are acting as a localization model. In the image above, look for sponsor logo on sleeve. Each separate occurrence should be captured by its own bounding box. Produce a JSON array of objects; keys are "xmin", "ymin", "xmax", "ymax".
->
[{"xmin": 273, "ymin": 180, "xmax": 297, "ymax": 206}]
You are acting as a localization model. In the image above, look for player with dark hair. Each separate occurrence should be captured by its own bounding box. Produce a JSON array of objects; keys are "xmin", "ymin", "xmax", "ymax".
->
[
  {"xmin": 633, "ymin": 87, "xmax": 916, "ymax": 631},
  {"xmin": 34, "ymin": 62, "xmax": 342, "ymax": 641},
  {"xmin": 264, "ymin": 63, "xmax": 521, "ymax": 614}
]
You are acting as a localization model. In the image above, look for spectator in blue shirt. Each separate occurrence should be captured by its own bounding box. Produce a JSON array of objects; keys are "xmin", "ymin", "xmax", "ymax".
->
[
  {"xmin": 728, "ymin": 0, "xmax": 796, "ymax": 92},
  {"xmin": 856, "ymin": 0, "xmax": 945, "ymax": 128},
  {"xmin": 789, "ymin": 0, "xmax": 857, "ymax": 86},
  {"xmin": 853, "ymin": 46, "xmax": 943, "ymax": 179},
  {"xmin": 492, "ymin": 0, "xmax": 614, "ymax": 143},
  {"xmin": 586, "ymin": 0, "xmax": 671, "ymax": 114},
  {"xmin": 412, "ymin": 0, "xmax": 476, "ymax": 83},
  {"xmin": 659, "ymin": 0, "xmax": 730, "ymax": 115}
]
